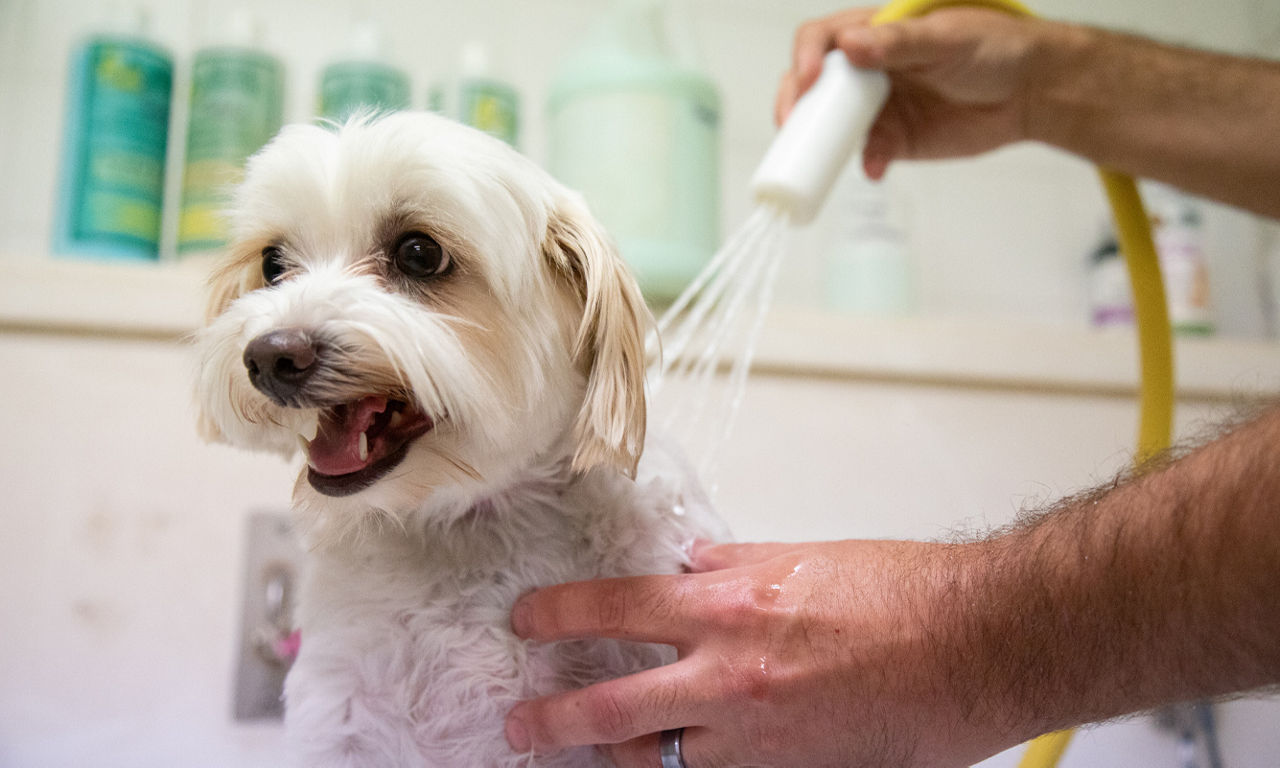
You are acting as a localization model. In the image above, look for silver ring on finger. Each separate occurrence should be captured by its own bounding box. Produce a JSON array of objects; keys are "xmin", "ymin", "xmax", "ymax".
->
[{"xmin": 659, "ymin": 727, "xmax": 687, "ymax": 768}]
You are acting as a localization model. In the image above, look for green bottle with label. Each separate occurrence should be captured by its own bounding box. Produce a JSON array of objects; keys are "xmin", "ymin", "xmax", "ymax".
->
[
  {"xmin": 56, "ymin": 13, "xmax": 172, "ymax": 260},
  {"xmin": 318, "ymin": 21, "xmax": 410, "ymax": 123},
  {"xmin": 428, "ymin": 42, "xmax": 520, "ymax": 147},
  {"xmin": 178, "ymin": 11, "xmax": 284, "ymax": 254}
]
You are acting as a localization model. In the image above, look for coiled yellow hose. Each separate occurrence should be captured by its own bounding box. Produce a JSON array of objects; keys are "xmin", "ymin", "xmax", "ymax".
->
[{"xmin": 866, "ymin": 0, "xmax": 1176, "ymax": 766}]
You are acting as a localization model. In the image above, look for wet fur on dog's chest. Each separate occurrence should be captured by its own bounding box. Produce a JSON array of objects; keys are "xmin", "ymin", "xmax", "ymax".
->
[{"xmin": 282, "ymin": 464, "xmax": 699, "ymax": 767}]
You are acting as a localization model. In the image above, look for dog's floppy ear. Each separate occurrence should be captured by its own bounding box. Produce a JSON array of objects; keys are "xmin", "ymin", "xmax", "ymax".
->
[
  {"xmin": 204, "ymin": 248, "xmax": 260, "ymax": 323},
  {"xmin": 544, "ymin": 195, "xmax": 651, "ymax": 478},
  {"xmin": 194, "ymin": 254, "xmax": 258, "ymax": 444}
]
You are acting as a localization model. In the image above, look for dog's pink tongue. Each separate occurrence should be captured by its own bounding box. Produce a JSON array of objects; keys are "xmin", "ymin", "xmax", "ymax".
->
[{"xmin": 307, "ymin": 396, "xmax": 387, "ymax": 476}]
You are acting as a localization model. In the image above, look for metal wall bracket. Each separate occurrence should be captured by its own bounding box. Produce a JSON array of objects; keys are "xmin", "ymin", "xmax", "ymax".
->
[{"xmin": 232, "ymin": 511, "xmax": 304, "ymax": 721}]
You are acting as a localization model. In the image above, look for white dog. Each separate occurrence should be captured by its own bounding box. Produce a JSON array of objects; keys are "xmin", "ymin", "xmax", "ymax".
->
[{"xmin": 194, "ymin": 112, "xmax": 726, "ymax": 767}]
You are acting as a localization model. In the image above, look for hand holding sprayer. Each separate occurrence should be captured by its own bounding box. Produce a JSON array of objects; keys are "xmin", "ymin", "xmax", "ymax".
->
[
  {"xmin": 649, "ymin": 4, "xmax": 1173, "ymax": 766},
  {"xmin": 750, "ymin": 49, "xmax": 891, "ymax": 225}
]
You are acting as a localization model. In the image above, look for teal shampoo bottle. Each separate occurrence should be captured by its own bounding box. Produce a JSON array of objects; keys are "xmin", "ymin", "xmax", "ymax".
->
[
  {"xmin": 319, "ymin": 21, "xmax": 410, "ymax": 122},
  {"xmin": 178, "ymin": 13, "xmax": 284, "ymax": 253},
  {"xmin": 56, "ymin": 28, "xmax": 173, "ymax": 260},
  {"xmin": 428, "ymin": 42, "xmax": 520, "ymax": 147}
]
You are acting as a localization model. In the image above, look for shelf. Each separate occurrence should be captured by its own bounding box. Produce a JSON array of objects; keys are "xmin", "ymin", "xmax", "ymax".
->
[
  {"xmin": 3, "ymin": 257, "xmax": 1280, "ymax": 401},
  {"xmin": 751, "ymin": 310, "xmax": 1280, "ymax": 402},
  {"xmin": 0, "ymin": 257, "xmax": 207, "ymax": 339}
]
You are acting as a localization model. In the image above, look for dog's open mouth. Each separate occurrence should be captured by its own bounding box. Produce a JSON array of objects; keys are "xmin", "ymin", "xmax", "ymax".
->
[{"xmin": 304, "ymin": 396, "xmax": 434, "ymax": 497}]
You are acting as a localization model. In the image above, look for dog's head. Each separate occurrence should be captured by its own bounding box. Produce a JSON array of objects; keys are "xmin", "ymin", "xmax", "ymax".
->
[{"xmin": 195, "ymin": 112, "xmax": 649, "ymax": 526}]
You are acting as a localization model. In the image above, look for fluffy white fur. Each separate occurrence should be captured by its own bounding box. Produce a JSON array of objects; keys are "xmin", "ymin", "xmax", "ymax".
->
[{"xmin": 194, "ymin": 112, "xmax": 726, "ymax": 767}]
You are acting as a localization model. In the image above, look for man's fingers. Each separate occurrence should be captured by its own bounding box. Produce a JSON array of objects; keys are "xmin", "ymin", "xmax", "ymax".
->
[
  {"xmin": 599, "ymin": 732, "xmax": 661, "ymax": 768},
  {"xmin": 839, "ymin": 11, "xmax": 998, "ymax": 72},
  {"xmin": 689, "ymin": 541, "xmax": 804, "ymax": 572},
  {"xmin": 792, "ymin": 16, "xmax": 836, "ymax": 93},
  {"xmin": 862, "ymin": 103, "xmax": 909, "ymax": 179},
  {"xmin": 775, "ymin": 69, "xmax": 799, "ymax": 126},
  {"xmin": 604, "ymin": 727, "xmax": 734, "ymax": 768},
  {"xmin": 507, "ymin": 664, "xmax": 703, "ymax": 755},
  {"xmin": 839, "ymin": 21, "xmax": 931, "ymax": 69},
  {"xmin": 512, "ymin": 574, "xmax": 695, "ymax": 645},
  {"xmin": 782, "ymin": 9, "xmax": 936, "ymax": 127},
  {"xmin": 792, "ymin": 8, "xmax": 879, "ymax": 94},
  {"xmin": 834, "ymin": 24, "xmax": 886, "ymax": 68}
]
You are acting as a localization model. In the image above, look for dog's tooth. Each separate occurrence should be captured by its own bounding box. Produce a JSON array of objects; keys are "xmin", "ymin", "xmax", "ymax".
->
[
  {"xmin": 389, "ymin": 411, "xmax": 403, "ymax": 429},
  {"xmin": 297, "ymin": 436, "xmax": 310, "ymax": 455},
  {"xmin": 299, "ymin": 414, "xmax": 319, "ymax": 442},
  {"xmin": 359, "ymin": 431, "xmax": 369, "ymax": 461}
]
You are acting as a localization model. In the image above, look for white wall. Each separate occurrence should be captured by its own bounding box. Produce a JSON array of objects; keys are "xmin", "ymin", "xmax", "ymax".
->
[
  {"xmin": 3, "ymin": 329, "xmax": 1280, "ymax": 767},
  {"xmin": 2, "ymin": 0, "xmax": 1278, "ymax": 332},
  {"xmin": 0, "ymin": 332, "xmax": 293, "ymax": 767}
]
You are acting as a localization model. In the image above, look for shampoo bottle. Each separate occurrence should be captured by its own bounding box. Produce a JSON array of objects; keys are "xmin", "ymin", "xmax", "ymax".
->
[
  {"xmin": 823, "ymin": 169, "xmax": 914, "ymax": 314},
  {"xmin": 428, "ymin": 42, "xmax": 520, "ymax": 147},
  {"xmin": 318, "ymin": 21, "xmax": 410, "ymax": 122},
  {"xmin": 1087, "ymin": 223, "xmax": 1132, "ymax": 327},
  {"xmin": 56, "ymin": 8, "xmax": 173, "ymax": 260},
  {"xmin": 1147, "ymin": 183, "xmax": 1215, "ymax": 335},
  {"xmin": 548, "ymin": 0, "xmax": 720, "ymax": 302},
  {"xmin": 177, "ymin": 9, "xmax": 284, "ymax": 254}
]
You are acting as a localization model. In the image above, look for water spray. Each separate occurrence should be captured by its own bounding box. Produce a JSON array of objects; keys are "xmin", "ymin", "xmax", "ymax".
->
[{"xmin": 650, "ymin": 9, "xmax": 1173, "ymax": 763}]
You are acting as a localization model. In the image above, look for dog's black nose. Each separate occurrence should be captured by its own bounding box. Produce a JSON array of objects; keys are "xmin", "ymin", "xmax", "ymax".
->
[{"xmin": 243, "ymin": 327, "xmax": 318, "ymax": 405}]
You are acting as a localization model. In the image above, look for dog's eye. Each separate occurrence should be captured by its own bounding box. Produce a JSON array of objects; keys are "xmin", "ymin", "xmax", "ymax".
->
[
  {"xmin": 394, "ymin": 233, "xmax": 450, "ymax": 279},
  {"xmin": 262, "ymin": 246, "xmax": 288, "ymax": 285}
]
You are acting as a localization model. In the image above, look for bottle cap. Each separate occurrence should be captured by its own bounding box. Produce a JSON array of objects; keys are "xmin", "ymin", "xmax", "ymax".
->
[
  {"xmin": 95, "ymin": 1, "xmax": 151, "ymax": 38},
  {"xmin": 459, "ymin": 41, "xmax": 489, "ymax": 77},
  {"xmin": 197, "ymin": 7, "xmax": 261, "ymax": 48},
  {"xmin": 223, "ymin": 8, "xmax": 261, "ymax": 47},
  {"xmin": 348, "ymin": 20, "xmax": 386, "ymax": 61}
]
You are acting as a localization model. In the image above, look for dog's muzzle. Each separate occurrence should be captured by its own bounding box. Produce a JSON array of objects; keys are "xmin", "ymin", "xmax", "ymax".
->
[{"xmin": 243, "ymin": 327, "xmax": 318, "ymax": 406}]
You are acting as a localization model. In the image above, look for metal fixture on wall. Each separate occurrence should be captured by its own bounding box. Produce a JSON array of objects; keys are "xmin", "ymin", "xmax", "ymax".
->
[{"xmin": 233, "ymin": 511, "xmax": 303, "ymax": 720}]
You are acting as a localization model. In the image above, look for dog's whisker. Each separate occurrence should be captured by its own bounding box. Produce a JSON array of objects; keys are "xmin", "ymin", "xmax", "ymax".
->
[{"xmin": 343, "ymin": 256, "xmax": 381, "ymax": 280}]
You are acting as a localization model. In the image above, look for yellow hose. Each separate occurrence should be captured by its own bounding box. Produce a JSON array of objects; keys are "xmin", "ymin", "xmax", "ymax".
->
[
  {"xmin": 1100, "ymin": 170, "xmax": 1174, "ymax": 463},
  {"xmin": 1018, "ymin": 729, "xmax": 1075, "ymax": 766},
  {"xmin": 866, "ymin": 0, "xmax": 1175, "ymax": 766}
]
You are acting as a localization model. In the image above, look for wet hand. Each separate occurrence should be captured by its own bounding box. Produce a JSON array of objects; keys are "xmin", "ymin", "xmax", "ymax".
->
[{"xmin": 505, "ymin": 539, "xmax": 1006, "ymax": 768}]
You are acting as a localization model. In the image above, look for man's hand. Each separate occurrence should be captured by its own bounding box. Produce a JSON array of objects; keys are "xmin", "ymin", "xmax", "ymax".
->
[
  {"xmin": 777, "ymin": 5, "xmax": 1280, "ymax": 217},
  {"xmin": 505, "ymin": 540, "xmax": 1019, "ymax": 768},
  {"xmin": 504, "ymin": 407, "xmax": 1280, "ymax": 767},
  {"xmin": 778, "ymin": 7, "xmax": 1055, "ymax": 179}
]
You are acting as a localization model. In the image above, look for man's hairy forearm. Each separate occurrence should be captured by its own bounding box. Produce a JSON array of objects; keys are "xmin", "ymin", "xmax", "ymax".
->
[
  {"xmin": 1026, "ymin": 22, "xmax": 1280, "ymax": 218},
  {"xmin": 945, "ymin": 407, "xmax": 1280, "ymax": 741}
]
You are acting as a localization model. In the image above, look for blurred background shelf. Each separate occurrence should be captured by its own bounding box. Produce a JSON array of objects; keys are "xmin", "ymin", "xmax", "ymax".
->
[
  {"xmin": 753, "ymin": 310, "xmax": 1280, "ymax": 401},
  {"xmin": 0, "ymin": 257, "xmax": 206, "ymax": 338},
  {"xmin": 5, "ymin": 257, "xmax": 1279, "ymax": 402}
]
